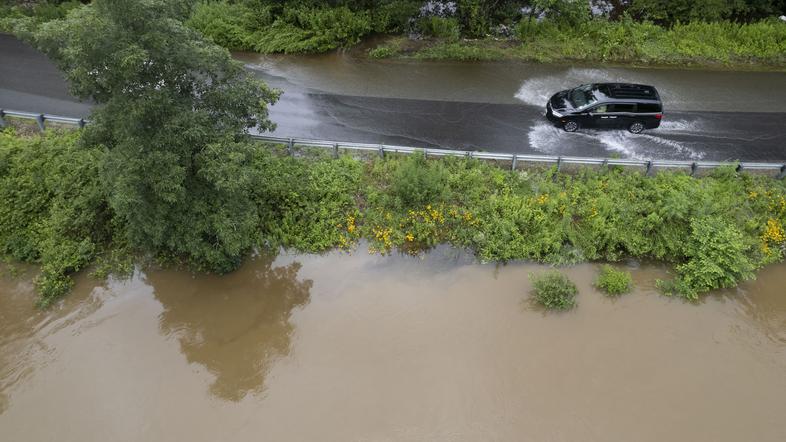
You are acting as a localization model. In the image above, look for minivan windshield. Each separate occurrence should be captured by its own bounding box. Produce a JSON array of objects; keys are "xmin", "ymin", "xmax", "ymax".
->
[{"xmin": 569, "ymin": 85, "xmax": 606, "ymax": 109}]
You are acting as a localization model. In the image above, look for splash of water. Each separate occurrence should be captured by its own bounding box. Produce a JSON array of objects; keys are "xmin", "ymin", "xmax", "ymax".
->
[{"xmin": 514, "ymin": 68, "xmax": 633, "ymax": 107}]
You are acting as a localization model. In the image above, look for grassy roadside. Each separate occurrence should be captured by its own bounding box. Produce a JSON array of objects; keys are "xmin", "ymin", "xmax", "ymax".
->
[
  {"xmin": 3, "ymin": 127, "xmax": 785, "ymax": 305},
  {"xmin": 367, "ymin": 20, "xmax": 786, "ymax": 69},
  {"xmin": 4, "ymin": 2, "xmax": 785, "ymax": 69}
]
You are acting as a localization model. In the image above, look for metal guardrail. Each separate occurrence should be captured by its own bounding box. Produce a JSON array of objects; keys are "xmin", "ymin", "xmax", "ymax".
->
[{"xmin": 3, "ymin": 108, "xmax": 785, "ymax": 179}]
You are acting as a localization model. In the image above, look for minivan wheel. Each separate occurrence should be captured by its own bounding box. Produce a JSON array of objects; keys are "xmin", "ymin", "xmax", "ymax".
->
[
  {"xmin": 628, "ymin": 122, "xmax": 645, "ymax": 134},
  {"xmin": 563, "ymin": 121, "xmax": 578, "ymax": 132}
]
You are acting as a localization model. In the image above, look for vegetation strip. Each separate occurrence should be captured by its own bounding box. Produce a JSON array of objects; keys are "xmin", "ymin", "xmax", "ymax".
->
[
  {"xmin": 2, "ymin": 1, "xmax": 786, "ymax": 68},
  {"xmin": 3, "ymin": 127, "xmax": 786, "ymax": 305}
]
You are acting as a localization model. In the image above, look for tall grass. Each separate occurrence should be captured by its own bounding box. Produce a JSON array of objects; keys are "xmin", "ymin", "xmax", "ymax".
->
[{"xmin": 514, "ymin": 18, "xmax": 786, "ymax": 65}]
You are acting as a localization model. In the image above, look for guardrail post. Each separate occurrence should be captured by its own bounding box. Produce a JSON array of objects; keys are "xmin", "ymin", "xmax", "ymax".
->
[
  {"xmin": 645, "ymin": 160, "xmax": 653, "ymax": 176},
  {"xmin": 333, "ymin": 143, "xmax": 338, "ymax": 159},
  {"xmin": 423, "ymin": 148, "xmax": 428, "ymax": 159},
  {"xmin": 78, "ymin": 118, "xmax": 86, "ymax": 129},
  {"xmin": 556, "ymin": 156, "xmax": 562, "ymax": 172},
  {"xmin": 287, "ymin": 138, "xmax": 294, "ymax": 156},
  {"xmin": 690, "ymin": 162, "xmax": 698, "ymax": 177},
  {"xmin": 736, "ymin": 164, "xmax": 743, "ymax": 173},
  {"xmin": 778, "ymin": 165, "xmax": 786, "ymax": 180},
  {"xmin": 36, "ymin": 114, "xmax": 45, "ymax": 132},
  {"xmin": 511, "ymin": 155, "xmax": 518, "ymax": 171},
  {"xmin": 378, "ymin": 144, "xmax": 384, "ymax": 159},
  {"xmin": 0, "ymin": 110, "xmax": 6, "ymax": 128}
]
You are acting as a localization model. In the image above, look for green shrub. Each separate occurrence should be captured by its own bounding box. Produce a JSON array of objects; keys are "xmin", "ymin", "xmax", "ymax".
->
[
  {"xmin": 368, "ymin": 45, "xmax": 395, "ymax": 58},
  {"xmin": 457, "ymin": 0, "xmax": 489, "ymax": 38},
  {"xmin": 530, "ymin": 271, "xmax": 578, "ymax": 310},
  {"xmin": 664, "ymin": 217, "xmax": 757, "ymax": 300},
  {"xmin": 0, "ymin": 129, "xmax": 113, "ymax": 306},
  {"xmin": 371, "ymin": 0, "xmax": 421, "ymax": 33},
  {"xmin": 595, "ymin": 265, "xmax": 633, "ymax": 296},
  {"xmin": 187, "ymin": 1, "xmax": 253, "ymax": 50},
  {"xmin": 390, "ymin": 152, "xmax": 448, "ymax": 208},
  {"xmin": 249, "ymin": 6, "xmax": 372, "ymax": 53},
  {"xmin": 417, "ymin": 16, "xmax": 460, "ymax": 40}
]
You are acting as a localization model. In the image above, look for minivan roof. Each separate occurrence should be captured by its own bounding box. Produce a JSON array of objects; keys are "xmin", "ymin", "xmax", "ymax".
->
[{"xmin": 593, "ymin": 83, "xmax": 661, "ymax": 102}]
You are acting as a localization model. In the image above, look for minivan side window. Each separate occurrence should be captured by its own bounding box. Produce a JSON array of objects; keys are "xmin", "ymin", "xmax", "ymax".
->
[
  {"xmin": 637, "ymin": 103, "xmax": 662, "ymax": 113},
  {"xmin": 590, "ymin": 104, "xmax": 609, "ymax": 113},
  {"xmin": 610, "ymin": 103, "xmax": 636, "ymax": 113}
]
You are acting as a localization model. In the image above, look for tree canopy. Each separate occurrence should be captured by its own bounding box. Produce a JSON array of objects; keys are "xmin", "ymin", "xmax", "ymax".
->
[{"xmin": 33, "ymin": 0, "xmax": 280, "ymax": 272}]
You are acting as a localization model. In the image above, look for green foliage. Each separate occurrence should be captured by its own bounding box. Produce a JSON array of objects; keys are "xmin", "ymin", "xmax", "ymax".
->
[
  {"xmin": 0, "ymin": 0, "xmax": 82, "ymax": 33},
  {"xmin": 32, "ymin": 0, "xmax": 279, "ymax": 275},
  {"xmin": 665, "ymin": 217, "xmax": 757, "ymax": 300},
  {"xmin": 0, "ymin": 129, "xmax": 112, "ymax": 306},
  {"xmin": 417, "ymin": 16, "xmax": 460, "ymax": 40},
  {"xmin": 595, "ymin": 265, "xmax": 633, "ymax": 296},
  {"xmin": 529, "ymin": 271, "xmax": 578, "ymax": 310},
  {"xmin": 390, "ymin": 153, "xmax": 449, "ymax": 208},
  {"xmin": 187, "ymin": 1, "xmax": 373, "ymax": 54},
  {"xmin": 514, "ymin": 17, "xmax": 786, "ymax": 65},
  {"xmin": 254, "ymin": 151, "xmax": 363, "ymax": 252},
  {"xmin": 457, "ymin": 0, "xmax": 489, "ymax": 38},
  {"xmin": 370, "ymin": 0, "xmax": 421, "ymax": 33},
  {"xmin": 368, "ymin": 45, "xmax": 396, "ymax": 58},
  {"xmin": 186, "ymin": 1, "xmax": 252, "ymax": 50}
]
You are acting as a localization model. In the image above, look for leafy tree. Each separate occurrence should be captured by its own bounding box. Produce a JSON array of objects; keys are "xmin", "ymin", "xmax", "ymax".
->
[{"xmin": 32, "ymin": 0, "xmax": 280, "ymax": 272}]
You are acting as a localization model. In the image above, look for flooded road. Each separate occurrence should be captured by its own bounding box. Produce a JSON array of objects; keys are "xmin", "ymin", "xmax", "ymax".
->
[
  {"xmin": 2, "ymin": 247, "xmax": 786, "ymax": 441},
  {"xmin": 239, "ymin": 52, "xmax": 786, "ymax": 161},
  {"xmin": 3, "ymin": 34, "xmax": 786, "ymax": 161}
]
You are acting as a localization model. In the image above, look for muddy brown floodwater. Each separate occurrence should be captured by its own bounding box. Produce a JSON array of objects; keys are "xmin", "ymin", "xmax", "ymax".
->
[{"xmin": 1, "ymin": 246, "xmax": 785, "ymax": 441}]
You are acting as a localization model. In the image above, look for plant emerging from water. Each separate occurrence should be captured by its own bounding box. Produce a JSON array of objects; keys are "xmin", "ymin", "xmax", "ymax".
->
[
  {"xmin": 529, "ymin": 271, "xmax": 578, "ymax": 310},
  {"xmin": 595, "ymin": 265, "xmax": 633, "ymax": 296}
]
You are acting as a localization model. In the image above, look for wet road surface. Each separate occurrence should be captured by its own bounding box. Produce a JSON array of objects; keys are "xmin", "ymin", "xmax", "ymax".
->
[{"xmin": 2, "ymin": 33, "xmax": 786, "ymax": 161}]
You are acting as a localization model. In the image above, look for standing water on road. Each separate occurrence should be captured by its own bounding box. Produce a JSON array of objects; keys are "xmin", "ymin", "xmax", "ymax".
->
[
  {"xmin": 236, "ymin": 52, "xmax": 786, "ymax": 161},
  {"xmin": 2, "ymin": 247, "xmax": 786, "ymax": 441}
]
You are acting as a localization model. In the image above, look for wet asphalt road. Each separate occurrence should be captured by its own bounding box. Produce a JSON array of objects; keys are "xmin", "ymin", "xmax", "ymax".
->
[{"xmin": 2, "ymin": 34, "xmax": 786, "ymax": 161}]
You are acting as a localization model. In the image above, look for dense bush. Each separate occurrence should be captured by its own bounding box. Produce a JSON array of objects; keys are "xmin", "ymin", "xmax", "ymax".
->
[
  {"xmin": 187, "ymin": 1, "xmax": 374, "ymax": 53},
  {"xmin": 666, "ymin": 217, "xmax": 757, "ymax": 300},
  {"xmin": 0, "ymin": 128, "xmax": 112, "ymax": 306},
  {"xmin": 186, "ymin": 1, "xmax": 251, "ymax": 50},
  {"xmin": 595, "ymin": 265, "xmax": 633, "ymax": 296},
  {"xmin": 389, "ymin": 152, "xmax": 449, "ymax": 208},
  {"xmin": 529, "ymin": 271, "xmax": 578, "ymax": 310}
]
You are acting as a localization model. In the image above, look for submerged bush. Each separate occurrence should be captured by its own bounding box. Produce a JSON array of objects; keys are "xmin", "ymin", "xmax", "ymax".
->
[
  {"xmin": 529, "ymin": 271, "xmax": 578, "ymax": 310},
  {"xmin": 368, "ymin": 45, "xmax": 396, "ymax": 58},
  {"xmin": 595, "ymin": 265, "xmax": 633, "ymax": 296}
]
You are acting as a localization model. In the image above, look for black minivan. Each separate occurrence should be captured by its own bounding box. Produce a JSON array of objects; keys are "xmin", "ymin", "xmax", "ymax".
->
[{"xmin": 546, "ymin": 83, "xmax": 662, "ymax": 133}]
